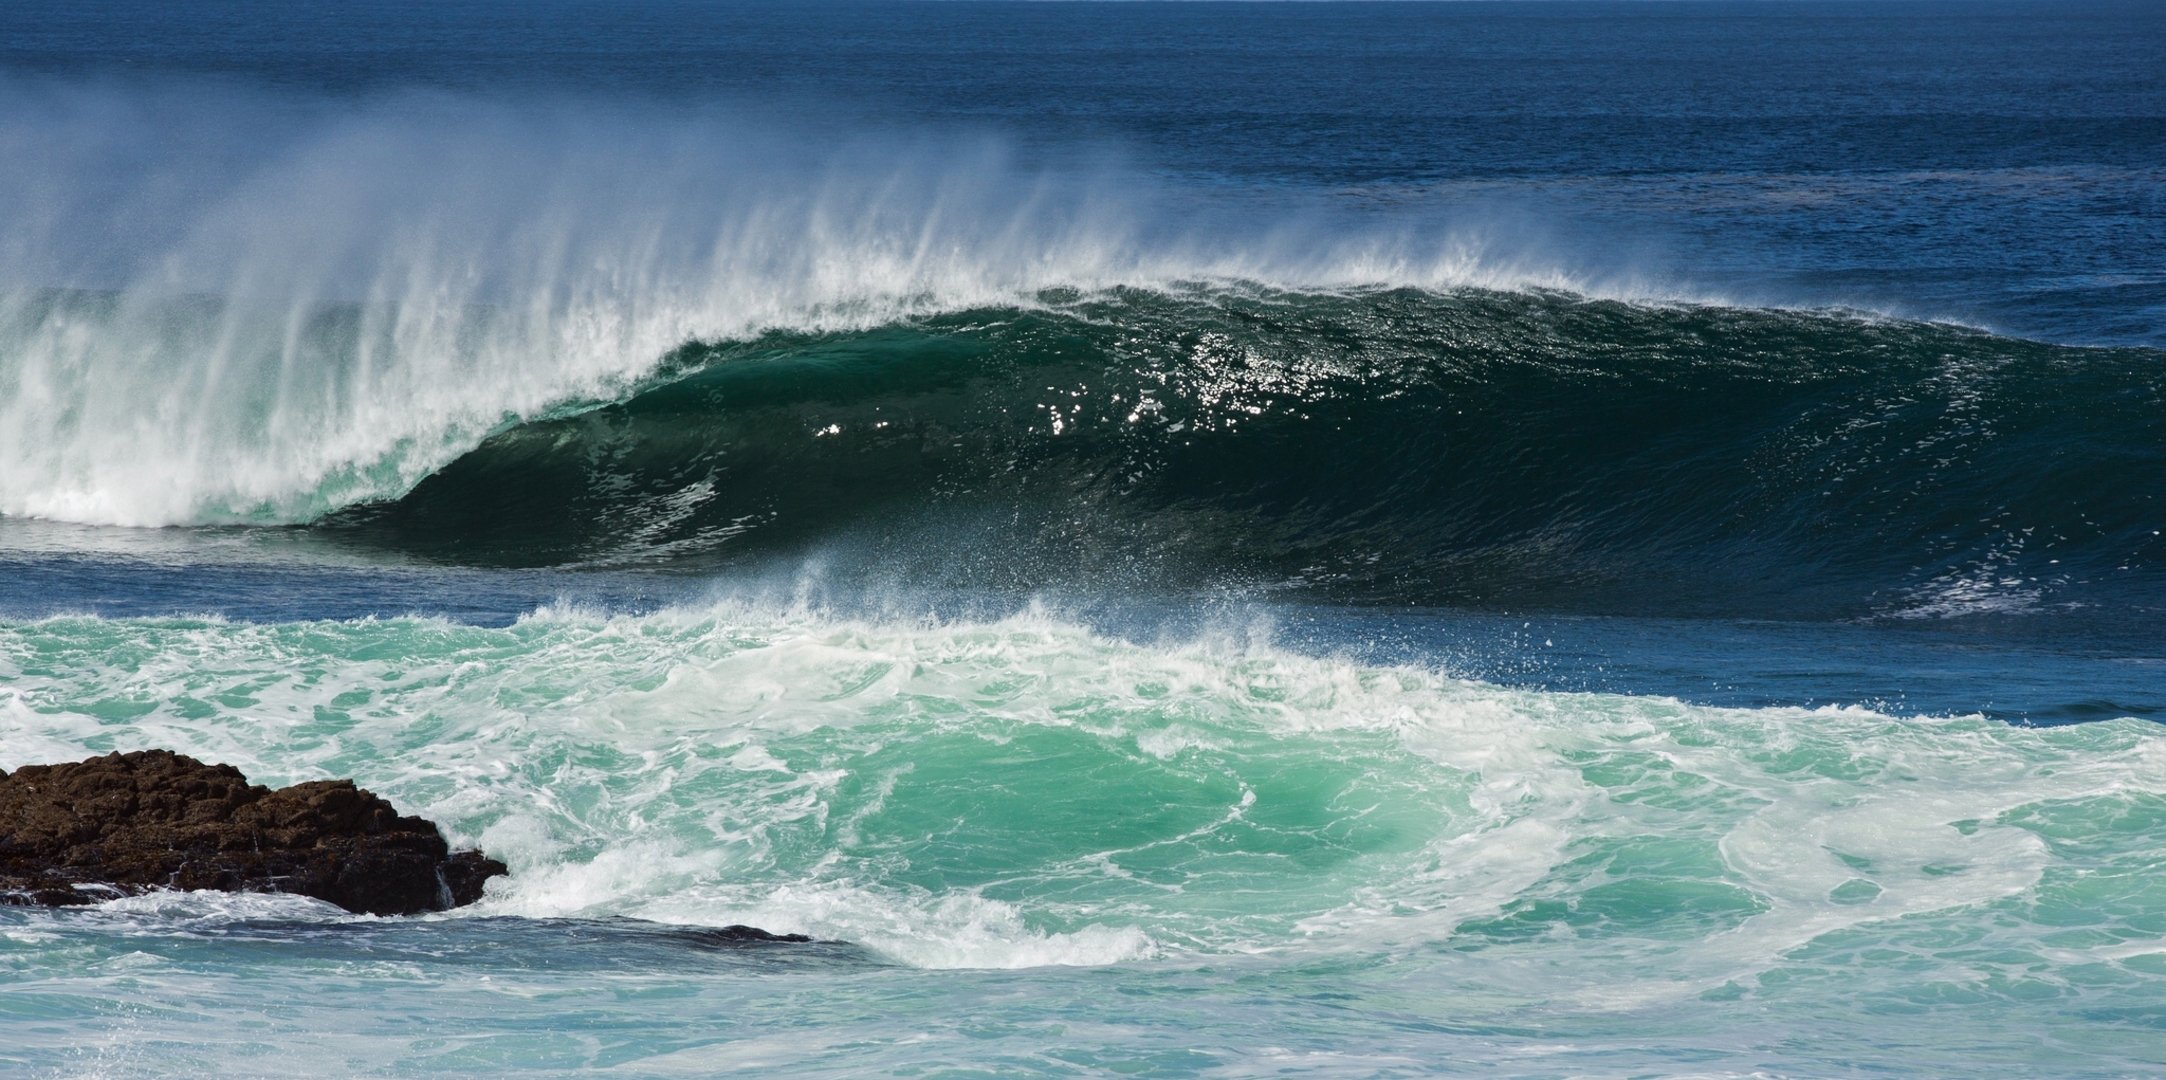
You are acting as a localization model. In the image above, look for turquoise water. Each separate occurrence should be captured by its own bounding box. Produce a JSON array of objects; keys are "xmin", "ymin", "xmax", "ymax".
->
[{"xmin": 6, "ymin": 604, "xmax": 2166, "ymax": 1075}]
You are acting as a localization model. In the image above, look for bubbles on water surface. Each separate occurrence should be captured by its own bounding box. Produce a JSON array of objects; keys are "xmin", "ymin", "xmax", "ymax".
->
[{"xmin": 2, "ymin": 601, "xmax": 2161, "ymax": 990}]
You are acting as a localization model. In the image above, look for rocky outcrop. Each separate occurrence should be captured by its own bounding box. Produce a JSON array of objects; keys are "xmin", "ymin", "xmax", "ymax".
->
[{"xmin": 0, "ymin": 750, "xmax": 506, "ymax": 916}]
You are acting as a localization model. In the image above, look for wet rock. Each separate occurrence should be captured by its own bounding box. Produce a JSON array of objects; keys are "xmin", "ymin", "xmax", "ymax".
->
[
  {"xmin": 676, "ymin": 924, "xmax": 816, "ymax": 947},
  {"xmin": 0, "ymin": 749, "xmax": 507, "ymax": 916}
]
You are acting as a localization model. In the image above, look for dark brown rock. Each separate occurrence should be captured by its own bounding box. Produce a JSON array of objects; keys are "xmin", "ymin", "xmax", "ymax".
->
[
  {"xmin": 683, "ymin": 924, "xmax": 815, "ymax": 946},
  {"xmin": 0, "ymin": 750, "xmax": 507, "ymax": 915}
]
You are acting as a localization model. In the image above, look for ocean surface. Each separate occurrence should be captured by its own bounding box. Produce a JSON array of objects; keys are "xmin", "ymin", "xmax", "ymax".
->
[{"xmin": 3, "ymin": 1, "xmax": 2164, "ymax": 1075}]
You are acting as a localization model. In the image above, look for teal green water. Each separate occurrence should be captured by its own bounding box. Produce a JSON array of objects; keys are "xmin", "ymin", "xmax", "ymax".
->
[{"xmin": 6, "ymin": 604, "xmax": 2164, "ymax": 1075}]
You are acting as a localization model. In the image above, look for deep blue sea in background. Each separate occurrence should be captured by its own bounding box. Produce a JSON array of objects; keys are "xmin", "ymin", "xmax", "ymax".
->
[{"xmin": 2, "ymin": 2, "xmax": 2164, "ymax": 1076}]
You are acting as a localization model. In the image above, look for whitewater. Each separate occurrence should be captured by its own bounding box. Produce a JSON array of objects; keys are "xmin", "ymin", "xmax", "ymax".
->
[
  {"xmin": 0, "ymin": 84, "xmax": 1645, "ymax": 529},
  {"xmin": 4, "ymin": 1, "xmax": 2165, "ymax": 1076},
  {"xmin": 7, "ymin": 601, "xmax": 2166, "ymax": 1074}
]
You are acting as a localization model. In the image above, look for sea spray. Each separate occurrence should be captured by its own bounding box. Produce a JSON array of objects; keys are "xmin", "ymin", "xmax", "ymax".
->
[{"xmin": 0, "ymin": 81, "xmax": 1623, "ymax": 529}]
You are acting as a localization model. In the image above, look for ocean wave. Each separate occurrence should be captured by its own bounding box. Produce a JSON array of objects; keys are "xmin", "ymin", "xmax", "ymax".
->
[
  {"xmin": 0, "ymin": 79, "xmax": 1651, "ymax": 530},
  {"xmin": 5, "ymin": 281, "xmax": 2160, "ymax": 622},
  {"xmin": 317, "ymin": 287, "xmax": 2161, "ymax": 621},
  {"xmin": 3, "ymin": 82, "xmax": 2159, "ymax": 622}
]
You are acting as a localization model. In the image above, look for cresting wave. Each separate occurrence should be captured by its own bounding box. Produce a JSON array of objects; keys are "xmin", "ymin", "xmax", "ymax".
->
[
  {"xmin": 0, "ymin": 78, "xmax": 1621, "ymax": 530},
  {"xmin": 9, "ymin": 286, "xmax": 2163, "ymax": 622},
  {"xmin": 337, "ymin": 289, "xmax": 2160, "ymax": 621},
  {"xmin": 3, "ymin": 601, "xmax": 2163, "ymax": 982},
  {"xmin": 2, "ymin": 81, "xmax": 2160, "ymax": 622}
]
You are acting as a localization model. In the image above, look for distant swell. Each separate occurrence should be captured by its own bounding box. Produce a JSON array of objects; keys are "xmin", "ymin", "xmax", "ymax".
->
[{"xmin": 309, "ymin": 287, "xmax": 2165, "ymax": 622}]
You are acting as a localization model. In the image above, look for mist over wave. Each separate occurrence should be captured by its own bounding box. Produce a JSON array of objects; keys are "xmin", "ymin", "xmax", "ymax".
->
[
  {"xmin": 0, "ymin": 77, "xmax": 1638, "ymax": 529},
  {"xmin": 4, "ymin": 77, "xmax": 2158, "ymax": 628}
]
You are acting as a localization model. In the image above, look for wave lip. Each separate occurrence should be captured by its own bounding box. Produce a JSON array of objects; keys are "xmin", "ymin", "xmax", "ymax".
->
[{"xmin": 0, "ymin": 82, "xmax": 1649, "ymax": 530}]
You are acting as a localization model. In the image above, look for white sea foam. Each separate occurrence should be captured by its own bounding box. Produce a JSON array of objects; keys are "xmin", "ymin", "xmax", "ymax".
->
[
  {"xmin": 3, "ymin": 600, "xmax": 2160, "ymax": 980},
  {"xmin": 88, "ymin": 889, "xmax": 353, "ymax": 924},
  {"xmin": 0, "ymin": 79, "xmax": 1687, "ymax": 529}
]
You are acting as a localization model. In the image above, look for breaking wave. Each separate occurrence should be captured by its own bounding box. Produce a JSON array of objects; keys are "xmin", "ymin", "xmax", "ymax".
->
[{"xmin": 2, "ymin": 80, "xmax": 2159, "ymax": 622}]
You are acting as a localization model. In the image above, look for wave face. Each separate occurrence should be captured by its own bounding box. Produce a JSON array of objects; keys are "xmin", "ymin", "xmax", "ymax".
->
[
  {"xmin": 4, "ymin": 604, "xmax": 2165, "ymax": 1073},
  {"xmin": 0, "ymin": 82, "xmax": 1603, "ymax": 529},
  {"xmin": 1, "ymin": 83, "xmax": 2160, "ymax": 623},
  {"xmin": 315, "ymin": 287, "xmax": 2165, "ymax": 621}
]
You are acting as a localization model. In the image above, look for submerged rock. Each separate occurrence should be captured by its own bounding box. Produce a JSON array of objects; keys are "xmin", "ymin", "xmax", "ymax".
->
[
  {"xmin": 677, "ymin": 924, "xmax": 816, "ymax": 946},
  {"xmin": 0, "ymin": 749, "xmax": 507, "ymax": 916}
]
